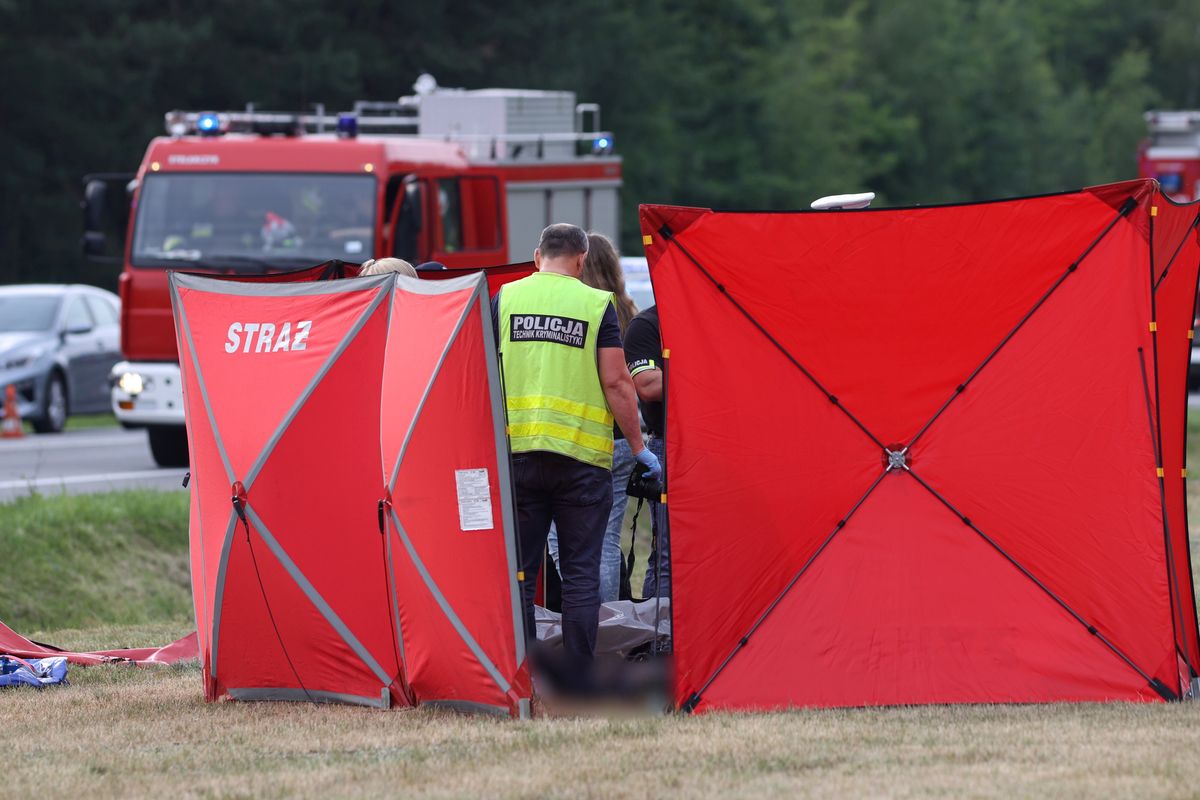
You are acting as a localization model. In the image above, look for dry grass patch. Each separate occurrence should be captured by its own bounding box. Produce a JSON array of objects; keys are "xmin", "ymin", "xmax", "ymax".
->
[
  {"xmin": 3, "ymin": 649, "xmax": 1200, "ymax": 799},
  {"xmin": 4, "ymin": 416, "xmax": 1200, "ymax": 797}
]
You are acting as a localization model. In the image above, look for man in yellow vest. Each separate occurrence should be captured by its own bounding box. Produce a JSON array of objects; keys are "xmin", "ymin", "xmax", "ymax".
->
[{"xmin": 495, "ymin": 223, "xmax": 662, "ymax": 672}]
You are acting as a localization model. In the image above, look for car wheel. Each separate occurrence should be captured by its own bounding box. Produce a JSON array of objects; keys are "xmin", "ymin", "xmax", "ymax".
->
[
  {"xmin": 31, "ymin": 372, "xmax": 67, "ymax": 434},
  {"xmin": 148, "ymin": 425, "xmax": 189, "ymax": 468}
]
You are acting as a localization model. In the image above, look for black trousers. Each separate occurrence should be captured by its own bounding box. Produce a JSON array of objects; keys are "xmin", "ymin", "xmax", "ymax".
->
[{"xmin": 514, "ymin": 450, "xmax": 612, "ymax": 662}]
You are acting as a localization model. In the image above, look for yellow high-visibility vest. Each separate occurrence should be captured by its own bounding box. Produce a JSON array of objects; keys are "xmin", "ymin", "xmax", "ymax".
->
[{"xmin": 498, "ymin": 272, "xmax": 615, "ymax": 469}]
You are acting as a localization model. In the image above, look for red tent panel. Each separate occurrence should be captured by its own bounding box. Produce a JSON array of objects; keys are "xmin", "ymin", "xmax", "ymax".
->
[
  {"xmin": 642, "ymin": 179, "xmax": 1200, "ymax": 711},
  {"xmin": 172, "ymin": 268, "xmax": 528, "ymax": 715},
  {"xmin": 698, "ymin": 477, "xmax": 1157, "ymax": 710},
  {"xmin": 1150, "ymin": 199, "xmax": 1200, "ymax": 671},
  {"xmin": 382, "ymin": 274, "xmax": 530, "ymax": 716},
  {"xmin": 173, "ymin": 273, "xmax": 406, "ymax": 707}
]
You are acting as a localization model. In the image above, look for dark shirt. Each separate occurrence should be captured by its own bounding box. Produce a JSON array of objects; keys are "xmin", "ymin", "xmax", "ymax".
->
[{"xmin": 624, "ymin": 305, "xmax": 664, "ymax": 436}]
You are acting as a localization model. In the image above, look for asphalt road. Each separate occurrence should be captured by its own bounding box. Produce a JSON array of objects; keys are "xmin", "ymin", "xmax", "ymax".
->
[
  {"xmin": 2, "ymin": 392, "xmax": 1200, "ymax": 504},
  {"xmin": 0, "ymin": 428, "xmax": 187, "ymax": 503}
]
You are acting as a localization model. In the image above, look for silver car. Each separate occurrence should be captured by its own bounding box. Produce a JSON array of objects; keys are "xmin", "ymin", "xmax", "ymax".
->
[
  {"xmin": 0, "ymin": 284, "xmax": 122, "ymax": 433},
  {"xmin": 620, "ymin": 256, "xmax": 655, "ymax": 311}
]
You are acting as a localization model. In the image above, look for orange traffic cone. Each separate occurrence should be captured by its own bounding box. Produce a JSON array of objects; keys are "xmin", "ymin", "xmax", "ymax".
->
[{"xmin": 1, "ymin": 384, "xmax": 24, "ymax": 439}]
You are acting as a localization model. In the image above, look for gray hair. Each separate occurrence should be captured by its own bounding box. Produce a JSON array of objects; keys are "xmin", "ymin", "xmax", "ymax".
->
[{"xmin": 538, "ymin": 223, "xmax": 589, "ymax": 259}]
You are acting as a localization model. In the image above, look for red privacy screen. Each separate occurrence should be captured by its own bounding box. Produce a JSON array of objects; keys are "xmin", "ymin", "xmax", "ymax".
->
[
  {"xmin": 641, "ymin": 179, "xmax": 1200, "ymax": 712},
  {"xmin": 171, "ymin": 269, "xmax": 529, "ymax": 716}
]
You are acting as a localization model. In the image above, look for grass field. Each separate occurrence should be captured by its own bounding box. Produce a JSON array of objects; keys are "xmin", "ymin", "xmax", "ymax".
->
[
  {"xmin": 3, "ymin": 424, "xmax": 1200, "ymax": 797},
  {"xmin": 21, "ymin": 412, "xmax": 120, "ymax": 434},
  {"xmin": 0, "ymin": 491, "xmax": 190, "ymax": 631}
]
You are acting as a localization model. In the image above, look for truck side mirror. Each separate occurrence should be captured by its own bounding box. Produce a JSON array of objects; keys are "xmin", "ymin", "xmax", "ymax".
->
[
  {"xmin": 80, "ymin": 173, "xmax": 134, "ymax": 264},
  {"xmin": 82, "ymin": 230, "xmax": 107, "ymax": 256},
  {"xmin": 83, "ymin": 178, "xmax": 108, "ymax": 232}
]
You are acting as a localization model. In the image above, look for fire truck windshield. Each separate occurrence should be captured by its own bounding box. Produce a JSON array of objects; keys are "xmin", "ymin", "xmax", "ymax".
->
[{"xmin": 131, "ymin": 173, "xmax": 376, "ymax": 269}]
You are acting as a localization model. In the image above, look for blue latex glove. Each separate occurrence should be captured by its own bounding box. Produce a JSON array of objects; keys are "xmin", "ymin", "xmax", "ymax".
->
[{"xmin": 635, "ymin": 446, "xmax": 662, "ymax": 482}]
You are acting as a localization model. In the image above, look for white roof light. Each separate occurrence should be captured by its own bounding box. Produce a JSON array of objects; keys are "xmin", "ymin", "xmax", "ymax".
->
[{"xmin": 811, "ymin": 192, "xmax": 876, "ymax": 210}]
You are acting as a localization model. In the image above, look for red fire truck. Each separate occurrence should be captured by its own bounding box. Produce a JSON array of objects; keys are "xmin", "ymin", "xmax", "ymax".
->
[
  {"xmin": 83, "ymin": 76, "xmax": 622, "ymax": 466},
  {"xmin": 1139, "ymin": 110, "xmax": 1200, "ymax": 202}
]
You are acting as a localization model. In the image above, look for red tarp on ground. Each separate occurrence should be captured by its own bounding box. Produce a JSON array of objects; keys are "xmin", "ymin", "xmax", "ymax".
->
[
  {"xmin": 0, "ymin": 620, "xmax": 197, "ymax": 665},
  {"xmin": 171, "ymin": 269, "xmax": 528, "ymax": 716},
  {"xmin": 641, "ymin": 179, "xmax": 1200, "ymax": 712}
]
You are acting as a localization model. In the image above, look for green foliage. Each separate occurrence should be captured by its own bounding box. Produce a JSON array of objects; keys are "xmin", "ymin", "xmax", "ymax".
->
[
  {"xmin": 0, "ymin": 0, "xmax": 1192, "ymax": 285},
  {"xmin": 0, "ymin": 490, "xmax": 191, "ymax": 631}
]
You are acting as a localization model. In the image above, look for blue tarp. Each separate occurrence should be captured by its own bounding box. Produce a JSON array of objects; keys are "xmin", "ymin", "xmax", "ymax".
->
[{"xmin": 0, "ymin": 655, "xmax": 68, "ymax": 688}]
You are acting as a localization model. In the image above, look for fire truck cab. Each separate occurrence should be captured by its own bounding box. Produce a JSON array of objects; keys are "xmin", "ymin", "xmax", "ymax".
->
[
  {"xmin": 85, "ymin": 76, "xmax": 622, "ymax": 466},
  {"xmin": 1139, "ymin": 110, "xmax": 1200, "ymax": 203}
]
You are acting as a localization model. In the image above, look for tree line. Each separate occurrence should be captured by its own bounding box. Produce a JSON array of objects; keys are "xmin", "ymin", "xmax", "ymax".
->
[{"xmin": 0, "ymin": 0, "xmax": 1196, "ymax": 287}]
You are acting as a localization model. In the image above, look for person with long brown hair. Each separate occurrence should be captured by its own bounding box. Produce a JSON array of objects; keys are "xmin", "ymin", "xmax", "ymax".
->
[
  {"xmin": 582, "ymin": 233, "xmax": 638, "ymax": 334},
  {"xmin": 548, "ymin": 231, "xmax": 641, "ymax": 603}
]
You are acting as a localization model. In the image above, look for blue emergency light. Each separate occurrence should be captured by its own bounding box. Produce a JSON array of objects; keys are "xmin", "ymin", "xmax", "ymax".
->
[
  {"xmin": 197, "ymin": 113, "xmax": 222, "ymax": 136},
  {"xmin": 592, "ymin": 135, "xmax": 612, "ymax": 155},
  {"xmin": 336, "ymin": 113, "xmax": 358, "ymax": 139}
]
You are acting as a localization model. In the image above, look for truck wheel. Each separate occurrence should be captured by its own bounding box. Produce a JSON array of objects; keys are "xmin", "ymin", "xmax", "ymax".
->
[
  {"xmin": 31, "ymin": 372, "xmax": 68, "ymax": 434},
  {"xmin": 148, "ymin": 425, "xmax": 189, "ymax": 468}
]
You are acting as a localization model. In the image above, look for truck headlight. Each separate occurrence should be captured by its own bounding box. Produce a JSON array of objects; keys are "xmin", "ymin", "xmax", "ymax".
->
[{"xmin": 118, "ymin": 371, "xmax": 147, "ymax": 395}]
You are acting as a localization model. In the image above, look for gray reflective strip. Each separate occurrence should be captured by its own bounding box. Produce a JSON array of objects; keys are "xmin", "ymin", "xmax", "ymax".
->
[
  {"xmin": 389, "ymin": 506, "xmax": 511, "ymax": 695},
  {"xmin": 172, "ymin": 280, "xmax": 235, "ymax": 483},
  {"xmin": 229, "ymin": 687, "xmax": 389, "ymax": 708},
  {"xmin": 172, "ymin": 270, "xmax": 394, "ymax": 297},
  {"xmin": 244, "ymin": 284, "xmax": 389, "ymax": 489},
  {"xmin": 380, "ymin": 280, "xmax": 407, "ymax": 673},
  {"xmin": 518, "ymin": 698, "xmax": 531, "ymax": 720},
  {"xmin": 388, "ymin": 278, "xmax": 483, "ymax": 490},
  {"xmin": 244, "ymin": 504, "xmax": 394, "ymax": 688},
  {"xmin": 393, "ymin": 271, "xmax": 485, "ymax": 295},
  {"xmin": 422, "ymin": 699, "xmax": 510, "ymax": 717},
  {"xmin": 208, "ymin": 512, "xmax": 238, "ymax": 678},
  {"xmin": 170, "ymin": 276, "xmax": 212, "ymax": 667},
  {"xmin": 384, "ymin": 523, "xmax": 406, "ymax": 668},
  {"xmin": 477, "ymin": 288, "xmax": 527, "ymax": 667}
]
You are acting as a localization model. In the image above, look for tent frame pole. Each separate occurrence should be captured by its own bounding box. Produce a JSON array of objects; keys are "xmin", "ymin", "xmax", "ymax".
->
[
  {"xmin": 658, "ymin": 224, "xmax": 886, "ymax": 452},
  {"xmin": 1139, "ymin": 345, "xmax": 1188, "ymax": 674},
  {"xmin": 1172, "ymin": 211, "xmax": 1200, "ymax": 685},
  {"xmin": 1152, "ymin": 213, "xmax": 1200, "ymax": 292},
  {"xmin": 1145, "ymin": 211, "xmax": 1195, "ymax": 680},
  {"xmin": 906, "ymin": 468, "xmax": 1176, "ymax": 701},
  {"xmin": 905, "ymin": 197, "xmax": 1137, "ymax": 452},
  {"xmin": 662, "ymin": 196, "xmax": 1184, "ymax": 711},
  {"xmin": 680, "ymin": 468, "xmax": 892, "ymax": 713}
]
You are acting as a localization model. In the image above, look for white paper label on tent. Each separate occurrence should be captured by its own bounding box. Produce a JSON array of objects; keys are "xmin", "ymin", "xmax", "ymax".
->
[{"xmin": 455, "ymin": 468, "xmax": 494, "ymax": 531}]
